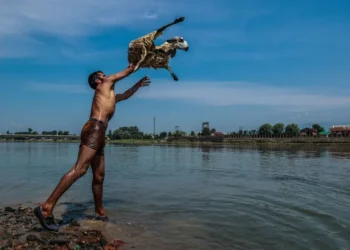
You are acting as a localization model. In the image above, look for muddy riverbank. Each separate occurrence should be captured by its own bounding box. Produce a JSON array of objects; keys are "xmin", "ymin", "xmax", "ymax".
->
[{"xmin": 0, "ymin": 205, "xmax": 128, "ymax": 249}]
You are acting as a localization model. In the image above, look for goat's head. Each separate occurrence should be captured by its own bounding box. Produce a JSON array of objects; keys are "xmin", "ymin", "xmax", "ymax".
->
[{"xmin": 166, "ymin": 36, "xmax": 189, "ymax": 51}]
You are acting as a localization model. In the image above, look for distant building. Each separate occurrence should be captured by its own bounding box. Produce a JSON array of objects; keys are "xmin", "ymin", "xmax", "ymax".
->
[
  {"xmin": 300, "ymin": 128, "xmax": 317, "ymax": 136},
  {"xmin": 202, "ymin": 122, "xmax": 209, "ymax": 130},
  {"xmin": 213, "ymin": 132, "xmax": 224, "ymax": 137},
  {"xmin": 330, "ymin": 125, "xmax": 350, "ymax": 137}
]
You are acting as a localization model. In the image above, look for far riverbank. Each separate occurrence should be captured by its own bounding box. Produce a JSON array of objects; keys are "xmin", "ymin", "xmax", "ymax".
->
[{"xmin": 2, "ymin": 137, "xmax": 350, "ymax": 145}]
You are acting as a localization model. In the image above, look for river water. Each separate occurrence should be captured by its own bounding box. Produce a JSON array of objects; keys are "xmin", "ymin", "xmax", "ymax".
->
[{"xmin": 0, "ymin": 142, "xmax": 349, "ymax": 249}]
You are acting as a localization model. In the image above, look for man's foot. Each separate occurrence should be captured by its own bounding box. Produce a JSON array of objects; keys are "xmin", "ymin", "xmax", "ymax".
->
[
  {"xmin": 93, "ymin": 213, "xmax": 109, "ymax": 222},
  {"xmin": 34, "ymin": 206, "xmax": 59, "ymax": 232}
]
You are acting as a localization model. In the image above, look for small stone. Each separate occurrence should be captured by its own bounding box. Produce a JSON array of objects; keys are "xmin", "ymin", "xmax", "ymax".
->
[
  {"xmin": 70, "ymin": 219, "xmax": 80, "ymax": 227},
  {"xmin": 49, "ymin": 237, "xmax": 70, "ymax": 245},
  {"xmin": 17, "ymin": 205, "xmax": 26, "ymax": 212},
  {"xmin": 4, "ymin": 207, "xmax": 16, "ymax": 213},
  {"xmin": 113, "ymin": 239, "xmax": 125, "ymax": 247},
  {"xmin": 100, "ymin": 238, "xmax": 108, "ymax": 247},
  {"xmin": 74, "ymin": 244, "xmax": 81, "ymax": 250}
]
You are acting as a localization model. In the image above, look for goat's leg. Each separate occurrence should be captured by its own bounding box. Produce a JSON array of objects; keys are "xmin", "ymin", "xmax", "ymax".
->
[
  {"xmin": 134, "ymin": 46, "xmax": 148, "ymax": 72},
  {"xmin": 154, "ymin": 17, "xmax": 185, "ymax": 38},
  {"xmin": 166, "ymin": 65, "xmax": 178, "ymax": 81}
]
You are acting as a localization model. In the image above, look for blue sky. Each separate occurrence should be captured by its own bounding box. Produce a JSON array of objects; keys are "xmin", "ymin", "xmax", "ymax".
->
[{"xmin": 1, "ymin": 0, "xmax": 350, "ymax": 134}]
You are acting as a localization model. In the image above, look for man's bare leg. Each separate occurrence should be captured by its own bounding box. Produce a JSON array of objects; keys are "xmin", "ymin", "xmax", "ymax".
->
[
  {"xmin": 40, "ymin": 145, "xmax": 97, "ymax": 217},
  {"xmin": 91, "ymin": 153, "xmax": 106, "ymax": 219}
]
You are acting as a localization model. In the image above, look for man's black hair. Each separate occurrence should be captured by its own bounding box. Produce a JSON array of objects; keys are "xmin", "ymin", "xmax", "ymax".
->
[{"xmin": 88, "ymin": 70, "xmax": 103, "ymax": 90}]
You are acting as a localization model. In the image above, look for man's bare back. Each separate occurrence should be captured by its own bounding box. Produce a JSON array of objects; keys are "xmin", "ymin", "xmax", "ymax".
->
[{"xmin": 34, "ymin": 63, "xmax": 150, "ymax": 232}]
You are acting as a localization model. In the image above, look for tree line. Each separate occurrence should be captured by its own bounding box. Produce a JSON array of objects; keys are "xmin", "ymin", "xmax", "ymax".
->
[
  {"xmin": 5, "ymin": 123, "xmax": 327, "ymax": 139},
  {"xmin": 6, "ymin": 128, "xmax": 70, "ymax": 135}
]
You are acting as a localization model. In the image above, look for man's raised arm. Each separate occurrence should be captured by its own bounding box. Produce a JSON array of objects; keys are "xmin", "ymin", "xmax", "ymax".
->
[
  {"xmin": 115, "ymin": 76, "xmax": 151, "ymax": 103},
  {"xmin": 105, "ymin": 63, "xmax": 135, "ymax": 84}
]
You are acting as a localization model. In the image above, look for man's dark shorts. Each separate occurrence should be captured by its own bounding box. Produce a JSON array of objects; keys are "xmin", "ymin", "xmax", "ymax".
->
[{"xmin": 80, "ymin": 118, "xmax": 106, "ymax": 156}]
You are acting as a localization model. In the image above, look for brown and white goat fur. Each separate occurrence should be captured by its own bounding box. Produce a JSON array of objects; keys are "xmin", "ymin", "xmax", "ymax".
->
[{"xmin": 127, "ymin": 17, "xmax": 189, "ymax": 81}]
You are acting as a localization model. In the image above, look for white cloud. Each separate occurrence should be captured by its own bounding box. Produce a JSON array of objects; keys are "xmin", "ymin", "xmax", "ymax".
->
[
  {"xmin": 0, "ymin": 0, "xmax": 170, "ymax": 58},
  {"xmin": 0, "ymin": 0, "xmax": 270, "ymax": 59},
  {"xmin": 0, "ymin": 0, "xmax": 162, "ymax": 37},
  {"xmin": 137, "ymin": 80, "xmax": 350, "ymax": 109}
]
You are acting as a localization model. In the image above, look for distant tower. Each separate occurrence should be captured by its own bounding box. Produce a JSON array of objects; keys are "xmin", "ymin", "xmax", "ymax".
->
[
  {"xmin": 202, "ymin": 122, "xmax": 209, "ymax": 130},
  {"xmin": 153, "ymin": 116, "xmax": 156, "ymax": 137}
]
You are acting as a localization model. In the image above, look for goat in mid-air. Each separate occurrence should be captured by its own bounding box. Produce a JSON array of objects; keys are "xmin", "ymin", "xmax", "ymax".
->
[{"xmin": 127, "ymin": 17, "xmax": 189, "ymax": 81}]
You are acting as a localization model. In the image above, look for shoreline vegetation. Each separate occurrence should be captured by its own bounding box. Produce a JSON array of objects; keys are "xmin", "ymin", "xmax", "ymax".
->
[
  {"xmin": 1, "ymin": 137, "xmax": 350, "ymax": 145},
  {"xmin": 1, "ymin": 123, "xmax": 350, "ymax": 145}
]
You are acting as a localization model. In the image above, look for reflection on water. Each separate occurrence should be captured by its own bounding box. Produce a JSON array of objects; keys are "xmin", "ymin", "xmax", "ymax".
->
[{"xmin": 1, "ymin": 142, "xmax": 350, "ymax": 250}]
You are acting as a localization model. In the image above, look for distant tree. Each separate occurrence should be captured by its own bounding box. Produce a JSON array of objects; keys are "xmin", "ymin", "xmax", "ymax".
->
[
  {"xmin": 28, "ymin": 128, "xmax": 33, "ymax": 134},
  {"xmin": 168, "ymin": 132, "xmax": 172, "ymax": 137},
  {"xmin": 6, "ymin": 130, "xmax": 10, "ymax": 135},
  {"xmin": 32, "ymin": 131, "xmax": 38, "ymax": 135},
  {"xmin": 174, "ymin": 130, "xmax": 186, "ymax": 137},
  {"xmin": 112, "ymin": 126, "xmax": 143, "ymax": 139},
  {"xmin": 143, "ymin": 133, "xmax": 153, "ymax": 139},
  {"xmin": 243, "ymin": 130, "xmax": 248, "ymax": 136},
  {"xmin": 272, "ymin": 123, "xmax": 284, "ymax": 135},
  {"xmin": 210, "ymin": 128, "xmax": 216, "ymax": 134},
  {"xmin": 259, "ymin": 123, "xmax": 273, "ymax": 135},
  {"xmin": 312, "ymin": 124, "xmax": 325, "ymax": 133},
  {"xmin": 190, "ymin": 131, "xmax": 196, "ymax": 136},
  {"xmin": 249, "ymin": 130, "xmax": 257, "ymax": 136},
  {"xmin": 159, "ymin": 131, "xmax": 167, "ymax": 138},
  {"xmin": 285, "ymin": 123, "xmax": 300, "ymax": 136},
  {"xmin": 108, "ymin": 130, "xmax": 112, "ymax": 139}
]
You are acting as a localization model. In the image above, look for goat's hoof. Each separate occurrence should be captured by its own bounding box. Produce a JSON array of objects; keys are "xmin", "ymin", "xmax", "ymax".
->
[
  {"xmin": 173, "ymin": 76, "xmax": 179, "ymax": 81},
  {"xmin": 175, "ymin": 17, "xmax": 185, "ymax": 23}
]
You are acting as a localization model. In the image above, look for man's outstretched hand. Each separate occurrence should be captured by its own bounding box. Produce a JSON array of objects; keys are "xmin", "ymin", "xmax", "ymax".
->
[
  {"xmin": 127, "ymin": 63, "xmax": 136, "ymax": 72},
  {"xmin": 138, "ymin": 76, "xmax": 151, "ymax": 87}
]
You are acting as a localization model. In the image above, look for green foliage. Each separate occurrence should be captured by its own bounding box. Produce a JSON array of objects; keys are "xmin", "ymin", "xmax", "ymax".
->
[
  {"xmin": 42, "ymin": 130, "xmax": 57, "ymax": 135},
  {"xmin": 272, "ymin": 123, "xmax": 284, "ymax": 135},
  {"xmin": 174, "ymin": 130, "xmax": 187, "ymax": 137},
  {"xmin": 142, "ymin": 133, "xmax": 153, "ymax": 139},
  {"xmin": 58, "ymin": 131, "xmax": 69, "ymax": 135},
  {"xmin": 285, "ymin": 123, "xmax": 300, "ymax": 135},
  {"xmin": 112, "ymin": 126, "xmax": 145, "ymax": 140},
  {"xmin": 259, "ymin": 123, "xmax": 273, "ymax": 135},
  {"xmin": 190, "ymin": 131, "xmax": 196, "ymax": 136},
  {"xmin": 107, "ymin": 130, "xmax": 113, "ymax": 139},
  {"xmin": 159, "ymin": 131, "xmax": 167, "ymax": 138},
  {"xmin": 312, "ymin": 124, "xmax": 325, "ymax": 133},
  {"xmin": 250, "ymin": 130, "xmax": 257, "ymax": 135}
]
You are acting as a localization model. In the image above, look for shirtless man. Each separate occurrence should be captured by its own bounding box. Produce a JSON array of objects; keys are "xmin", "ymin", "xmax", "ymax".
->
[{"xmin": 34, "ymin": 63, "xmax": 150, "ymax": 231}]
